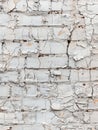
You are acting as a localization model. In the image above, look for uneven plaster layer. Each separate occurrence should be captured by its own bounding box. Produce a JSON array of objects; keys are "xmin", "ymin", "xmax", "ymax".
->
[{"xmin": 0, "ymin": 0, "xmax": 98, "ymax": 130}]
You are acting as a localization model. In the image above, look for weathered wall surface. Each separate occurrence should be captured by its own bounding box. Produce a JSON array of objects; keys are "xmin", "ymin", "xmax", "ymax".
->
[{"xmin": 0, "ymin": 0, "xmax": 98, "ymax": 130}]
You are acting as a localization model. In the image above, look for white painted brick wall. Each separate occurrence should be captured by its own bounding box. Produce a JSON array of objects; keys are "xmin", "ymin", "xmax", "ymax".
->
[{"xmin": 0, "ymin": 0, "xmax": 98, "ymax": 130}]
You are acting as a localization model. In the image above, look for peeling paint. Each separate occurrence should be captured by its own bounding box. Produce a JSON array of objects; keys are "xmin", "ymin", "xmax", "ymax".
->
[{"xmin": 0, "ymin": 0, "xmax": 98, "ymax": 130}]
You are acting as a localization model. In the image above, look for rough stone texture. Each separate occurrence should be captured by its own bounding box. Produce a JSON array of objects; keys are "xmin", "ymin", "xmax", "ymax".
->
[{"xmin": 0, "ymin": 0, "xmax": 98, "ymax": 130}]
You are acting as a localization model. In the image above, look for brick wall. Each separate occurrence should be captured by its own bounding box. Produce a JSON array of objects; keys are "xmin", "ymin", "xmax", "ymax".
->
[{"xmin": 0, "ymin": 0, "xmax": 98, "ymax": 130}]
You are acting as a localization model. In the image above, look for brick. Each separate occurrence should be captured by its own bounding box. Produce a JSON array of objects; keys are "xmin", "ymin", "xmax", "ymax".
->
[
  {"xmin": 22, "ymin": 112, "xmax": 35, "ymax": 124},
  {"xmin": 25, "ymin": 69, "xmax": 49, "ymax": 83},
  {"xmin": 72, "ymin": 27, "xmax": 86, "ymax": 40},
  {"xmin": 93, "ymin": 25, "xmax": 98, "ymax": 34},
  {"xmin": 76, "ymin": 57, "xmax": 90, "ymax": 68},
  {"xmin": 69, "ymin": 42, "xmax": 91, "ymax": 61},
  {"xmin": 39, "ymin": 41, "xmax": 67, "ymax": 54},
  {"xmin": 31, "ymin": 27, "xmax": 52, "ymax": 40},
  {"xmin": 91, "ymin": 112, "xmax": 98, "ymax": 123},
  {"xmin": 4, "ymin": 0, "xmax": 15, "ymax": 12},
  {"xmin": 51, "ymin": 69, "xmax": 71, "ymax": 82},
  {"xmin": 0, "ymin": 113, "xmax": 4, "ymax": 124},
  {"xmin": 92, "ymin": 15, "xmax": 98, "ymax": 25},
  {"xmin": 11, "ymin": 84, "xmax": 24, "ymax": 97},
  {"xmin": 53, "ymin": 27, "xmax": 70, "ymax": 40},
  {"xmin": 22, "ymin": 124, "xmax": 44, "ymax": 130},
  {"xmin": 57, "ymin": 83, "xmax": 73, "ymax": 98},
  {"xmin": 26, "ymin": 56, "xmax": 40, "ymax": 68},
  {"xmin": 36, "ymin": 111, "xmax": 54, "ymax": 124},
  {"xmin": 14, "ymin": 28, "xmax": 30, "ymax": 40},
  {"xmin": 91, "ymin": 70, "xmax": 98, "ymax": 81},
  {"xmin": 79, "ymin": 69, "xmax": 90, "ymax": 81},
  {"xmin": 52, "ymin": 14, "xmax": 74, "ymax": 26},
  {"xmin": 87, "ymin": 5, "xmax": 98, "ymax": 14},
  {"xmin": 70, "ymin": 69, "xmax": 79, "ymax": 82},
  {"xmin": 22, "ymin": 98, "xmax": 50, "ymax": 111},
  {"xmin": 15, "ymin": 0, "xmax": 27, "ymax": 12},
  {"xmin": 93, "ymin": 82, "xmax": 98, "ymax": 97},
  {"xmin": 24, "ymin": 84, "xmax": 37, "ymax": 97},
  {"xmin": 90, "ymin": 55, "xmax": 98, "ymax": 68},
  {"xmin": 7, "ymin": 57, "xmax": 25, "ymax": 70},
  {"xmin": 0, "ymin": 84, "xmax": 10, "ymax": 97},
  {"xmin": 3, "ymin": 42, "xmax": 20, "ymax": 56},
  {"xmin": 39, "ymin": 83, "xmax": 58, "ymax": 97},
  {"xmin": 0, "ymin": 14, "xmax": 10, "ymax": 26},
  {"xmin": 51, "ymin": 1, "xmax": 62, "ymax": 11},
  {"xmin": 27, "ymin": 0, "xmax": 38, "ymax": 11},
  {"xmin": 39, "ymin": 0, "xmax": 51, "ymax": 11},
  {"xmin": 39, "ymin": 56, "xmax": 67, "ymax": 68},
  {"xmin": 74, "ymin": 82, "xmax": 92, "ymax": 97},
  {"xmin": 0, "ymin": 71, "xmax": 18, "ymax": 82},
  {"xmin": 51, "ymin": 102, "xmax": 64, "ymax": 111},
  {"xmin": 21, "ymin": 41, "xmax": 38, "ymax": 54},
  {"xmin": 0, "ymin": 27, "xmax": 14, "ymax": 40}
]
